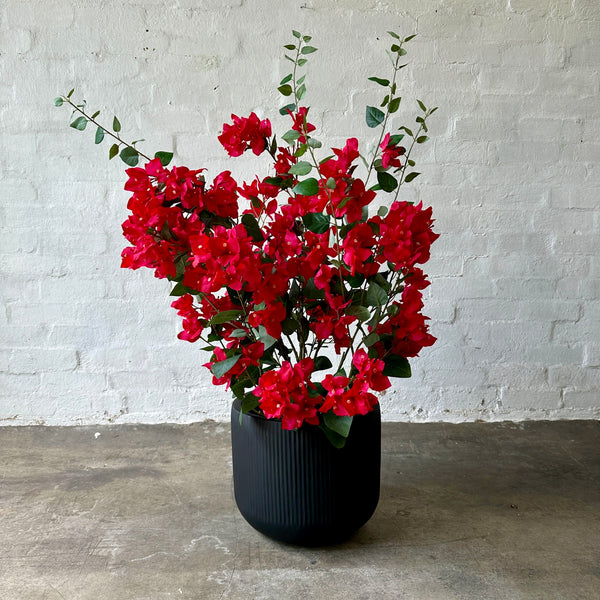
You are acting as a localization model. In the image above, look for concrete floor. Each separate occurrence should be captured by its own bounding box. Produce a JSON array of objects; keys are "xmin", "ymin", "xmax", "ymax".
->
[{"xmin": 1, "ymin": 420, "xmax": 599, "ymax": 600}]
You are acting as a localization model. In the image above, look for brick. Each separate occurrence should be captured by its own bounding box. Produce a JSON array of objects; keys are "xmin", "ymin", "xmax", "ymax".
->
[
  {"xmin": 9, "ymin": 347, "xmax": 78, "ymax": 374},
  {"xmin": 500, "ymin": 389, "xmax": 562, "ymax": 411}
]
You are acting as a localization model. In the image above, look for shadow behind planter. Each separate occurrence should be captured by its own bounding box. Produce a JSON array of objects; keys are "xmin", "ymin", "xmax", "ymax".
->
[{"xmin": 231, "ymin": 399, "xmax": 381, "ymax": 546}]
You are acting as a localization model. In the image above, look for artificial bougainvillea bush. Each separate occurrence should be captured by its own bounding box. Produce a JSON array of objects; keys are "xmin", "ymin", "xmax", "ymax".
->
[{"xmin": 56, "ymin": 31, "xmax": 439, "ymax": 446}]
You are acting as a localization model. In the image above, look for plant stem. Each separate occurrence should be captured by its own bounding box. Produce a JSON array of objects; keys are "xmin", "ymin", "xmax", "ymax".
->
[{"xmin": 61, "ymin": 95, "xmax": 152, "ymax": 162}]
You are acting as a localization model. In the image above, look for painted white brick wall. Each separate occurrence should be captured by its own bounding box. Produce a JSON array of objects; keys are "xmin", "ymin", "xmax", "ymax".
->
[{"xmin": 1, "ymin": 0, "xmax": 598, "ymax": 425}]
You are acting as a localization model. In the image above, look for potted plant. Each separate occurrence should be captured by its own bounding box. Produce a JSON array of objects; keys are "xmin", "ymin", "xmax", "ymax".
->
[{"xmin": 55, "ymin": 30, "xmax": 439, "ymax": 546}]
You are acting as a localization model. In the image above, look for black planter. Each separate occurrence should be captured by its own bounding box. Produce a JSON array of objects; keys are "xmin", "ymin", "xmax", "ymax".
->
[{"xmin": 230, "ymin": 399, "xmax": 381, "ymax": 546}]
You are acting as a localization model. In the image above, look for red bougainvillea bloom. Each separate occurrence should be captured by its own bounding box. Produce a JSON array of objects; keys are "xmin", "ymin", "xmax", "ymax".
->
[
  {"xmin": 352, "ymin": 349, "xmax": 391, "ymax": 392},
  {"xmin": 376, "ymin": 201, "xmax": 439, "ymax": 269},
  {"xmin": 288, "ymin": 106, "xmax": 316, "ymax": 143},
  {"xmin": 379, "ymin": 133, "xmax": 405, "ymax": 170},
  {"xmin": 255, "ymin": 358, "xmax": 320, "ymax": 429},
  {"xmin": 171, "ymin": 294, "xmax": 203, "ymax": 343},
  {"xmin": 218, "ymin": 112, "xmax": 272, "ymax": 157},
  {"xmin": 319, "ymin": 373, "xmax": 379, "ymax": 417}
]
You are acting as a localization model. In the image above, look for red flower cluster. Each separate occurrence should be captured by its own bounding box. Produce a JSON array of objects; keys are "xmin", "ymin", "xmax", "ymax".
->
[
  {"xmin": 218, "ymin": 113, "xmax": 272, "ymax": 157},
  {"xmin": 120, "ymin": 101, "xmax": 439, "ymax": 434},
  {"xmin": 255, "ymin": 358, "xmax": 320, "ymax": 429}
]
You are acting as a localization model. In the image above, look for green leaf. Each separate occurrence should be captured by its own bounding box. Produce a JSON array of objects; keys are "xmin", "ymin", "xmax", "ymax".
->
[
  {"xmin": 364, "ymin": 332, "xmax": 380, "ymax": 347},
  {"xmin": 258, "ymin": 325, "xmax": 277, "ymax": 350},
  {"xmin": 282, "ymin": 129, "xmax": 301, "ymax": 145},
  {"xmin": 368, "ymin": 76, "xmax": 390, "ymax": 87},
  {"xmin": 314, "ymin": 356, "xmax": 333, "ymax": 371},
  {"xmin": 303, "ymin": 35, "xmax": 312, "ymax": 42},
  {"xmin": 387, "ymin": 31, "xmax": 400, "ymax": 40},
  {"xmin": 67, "ymin": 88, "xmax": 74, "ymax": 98},
  {"xmin": 281, "ymin": 317, "xmax": 298, "ymax": 335},
  {"xmin": 301, "ymin": 46, "xmax": 317, "ymax": 54},
  {"xmin": 230, "ymin": 329, "xmax": 248, "ymax": 338},
  {"xmin": 380, "ymin": 95, "xmax": 389, "ymax": 107},
  {"xmin": 307, "ymin": 137, "xmax": 322, "ymax": 148},
  {"xmin": 303, "ymin": 277, "xmax": 325, "ymax": 300},
  {"xmin": 53, "ymin": 97, "xmax": 63, "ymax": 107},
  {"xmin": 297, "ymin": 58, "xmax": 307, "ymax": 66},
  {"xmin": 278, "ymin": 84, "xmax": 293, "ymax": 97},
  {"xmin": 404, "ymin": 34, "xmax": 417, "ymax": 42},
  {"xmin": 416, "ymin": 135, "xmax": 429, "ymax": 144},
  {"xmin": 280, "ymin": 74, "xmax": 293, "ymax": 85},
  {"xmin": 366, "ymin": 106, "xmax": 385, "ymax": 128},
  {"xmin": 323, "ymin": 412, "xmax": 353, "ymax": 438},
  {"xmin": 319, "ymin": 423, "xmax": 347, "ymax": 448},
  {"xmin": 91, "ymin": 110, "xmax": 100, "ymax": 119},
  {"xmin": 292, "ymin": 30, "xmax": 302, "ymax": 38},
  {"xmin": 280, "ymin": 103, "xmax": 296, "ymax": 116},
  {"xmin": 294, "ymin": 144, "xmax": 308, "ymax": 157},
  {"xmin": 391, "ymin": 44, "xmax": 400, "ymax": 52},
  {"xmin": 417, "ymin": 99, "xmax": 427, "ymax": 112},
  {"xmin": 293, "ymin": 177, "xmax": 319, "ymax": 196},
  {"xmin": 302, "ymin": 212, "xmax": 330, "ymax": 234},
  {"xmin": 377, "ymin": 205, "xmax": 388, "ymax": 217},
  {"xmin": 69, "ymin": 116, "xmax": 87, "ymax": 130},
  {"xmin": 377, "ymin": 171, "xmax": 398, "ymax": 192},
  {"xmin": 241, "ymin": 392, "xmax": 260, "ymax": 413},
  {"xmin": 211, "ymin": 355, "xmax": 241, "ymax": 379},
  {"xmin": 241, "ymin": 213, "xmax": 264, "ymax": 242},
  {"xmin": 112, "ymin": 116, "xmax": 121, "ymax": 132},
  {"xmin": 297, "ymin": 83, "xmax": 307, "ymax": 100},
  {"xmin": 210, "ymin": 310, "xmax": 243, "ymax": 325},
  {"xmin": 398, "ymin": 47, "xmax": 407, "ymax": 56},
  {"xmin": 284, "ymin": 44, "xmax": 296, "ymax": 51},
  {"xmin": 94, "ymin": 126, "xmax": 104, "ymax": 144},
  {"xmin": 389, "ymin": 133, "xmax": 404, "ymax": 145},
  {"xmin": 389, "ymin": 97, "xmax": 401, "ymax": 113},
  {"xmin": 288, "ymin": 161, "xmax": 312, "ymax": 176},
  {"xmin": 155, "ymin": 151, "xmax": 173, "ymax": 166},
  {"xmin": 404, "ymin": 172, "xmax": 421, "ymax": 183},
  {"xmin": 119, "ymin": 146, "xmax": 139, "ymax": 166},
  {"xmin": 400, "ymin": 126, "xmax": 413, "ymax": 137},
  {"xmin": 170, "ymin": 282, "xmax": 198, "ymax": 296},
  {"xmin": 346, "ymin": 305, "xmax": 371, "ymax": 321},
  {"xmin": 109, "ymin": 143, "xmax": 119, "ymax": 160},
  {"xmin": 366, "ymin": 282, "xmax": 388, "ymax": 307},
  {"xmin": 382, "ymin": 354, "xmax": 412, "ymax": 378},
  {"xmin": 326, "ymin": 177, "xmax": 336, "ymax": 190}
]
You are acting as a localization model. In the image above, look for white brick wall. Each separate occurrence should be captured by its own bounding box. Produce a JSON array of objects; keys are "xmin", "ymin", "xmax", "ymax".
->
[{"xmin": 1, "ymin": 0, "xmax": 598, "ymax": 425}]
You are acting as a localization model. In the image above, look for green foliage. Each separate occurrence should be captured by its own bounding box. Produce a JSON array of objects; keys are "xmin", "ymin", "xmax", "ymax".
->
[
  {"xmin": 302, "ymin": 212, "xmax": 330, "ymax": 234},
  {"xmin": 293, "ymin": 177, "xmax": 319, "ymax": 196},
  {"xmin": 377, "ymin": 171, "xmax": 397, "ymax": 192},
  {"xmin": 155, "ymin": 151, "xmax": 173, "ymax": 166},
  {"xmin": 382, "ymin": 355, "xmax": 412, "ymax": 378},
  {"xmin": 70, "ymin": 116, "xmax": 87, "ymax": 130},
  {"xmin": 119, "ymin": 146, "xmax": 139, "ymax": 166},
  {"xmin": 366, "ymin": 106, "xmax": 385, "ymax": 128}
]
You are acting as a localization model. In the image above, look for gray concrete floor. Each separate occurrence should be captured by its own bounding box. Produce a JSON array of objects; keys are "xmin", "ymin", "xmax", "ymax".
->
[{"xmin": 1, "ymin": 420, "xmax": 599, "ymax": 600}]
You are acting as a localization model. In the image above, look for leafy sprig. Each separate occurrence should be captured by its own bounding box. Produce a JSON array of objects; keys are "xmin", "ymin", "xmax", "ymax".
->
[{"xmin": 54, "ymin": 90, "xmax": 173, "ymax": 167}]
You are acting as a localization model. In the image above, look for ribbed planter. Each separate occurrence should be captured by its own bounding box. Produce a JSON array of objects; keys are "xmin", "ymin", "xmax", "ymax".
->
[{"xmin": 231, "ymin": 399, "xmax": 381, "ymax": 546}]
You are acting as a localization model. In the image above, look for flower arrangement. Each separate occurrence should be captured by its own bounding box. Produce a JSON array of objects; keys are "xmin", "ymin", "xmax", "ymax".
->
[{"xmin": 55, "ymin": 31, "xmax": 439, "ymax": 447}]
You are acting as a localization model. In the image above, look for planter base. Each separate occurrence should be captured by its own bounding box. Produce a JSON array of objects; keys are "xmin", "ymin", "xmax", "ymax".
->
[{"xmin": 231, "ymin": 400, "xmax": 381, "ymax": 546}]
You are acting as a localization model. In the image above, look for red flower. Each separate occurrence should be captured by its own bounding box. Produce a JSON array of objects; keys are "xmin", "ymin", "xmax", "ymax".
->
[
  {"xmin": 255, "ymin": 359, "xmax": 320, "ymax": 429},
  {"xmin": 218, "ymin": 112, "xmax": 272, "ymax": 157},
  {"xmin": 288, "ymin": 107, "xmax": 316, "ymax": 144},
  {"xmin": 379, "ymin": 133, "xmax": 405, "ymax": 170},
  {"xmin": 352, "ymin": 349, "xmax": 390, "ymax": 391}
]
